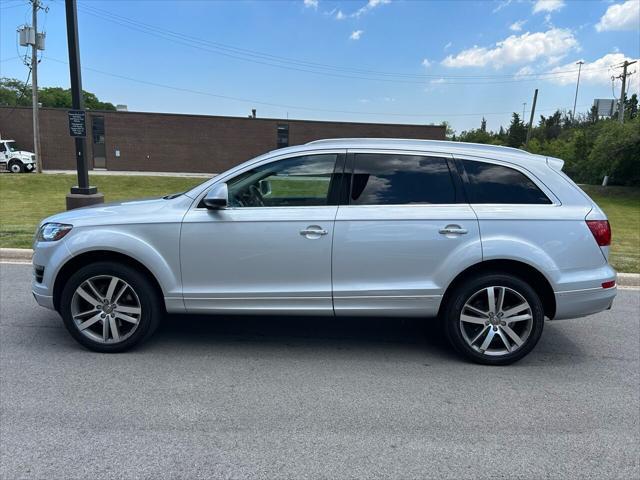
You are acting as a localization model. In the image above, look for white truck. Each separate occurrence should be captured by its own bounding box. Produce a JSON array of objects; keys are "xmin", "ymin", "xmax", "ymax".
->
[{"xmin": 0, "ymin": 139, "xmax": 37, "ymax": 173}]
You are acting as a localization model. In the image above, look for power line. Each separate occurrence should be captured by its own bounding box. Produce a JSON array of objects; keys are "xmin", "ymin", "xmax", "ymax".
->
[
  {"xmin": 45, "ymin": 55, "xmax": 590, "ymax": 120},
  {"xmin": 63, "ymin": 0, "xmax": 614, "ymax": 85}
]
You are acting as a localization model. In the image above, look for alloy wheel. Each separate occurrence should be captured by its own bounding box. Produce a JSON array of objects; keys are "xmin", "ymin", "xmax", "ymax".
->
[
  {"xmin": 70, "ymin": 275, "xmax": 142, "ymax": 344},
  {"xmin": 459, "ymin": 286, "xmax": 533, "ymax": 357}
]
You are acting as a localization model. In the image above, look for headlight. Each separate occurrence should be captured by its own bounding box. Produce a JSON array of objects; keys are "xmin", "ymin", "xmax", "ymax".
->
[{"xmin": 37, "ymin": 223, "xmax": 73, "ymax": 242}]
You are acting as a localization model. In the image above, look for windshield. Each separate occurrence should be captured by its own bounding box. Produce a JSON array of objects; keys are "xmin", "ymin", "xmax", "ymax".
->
[{"xmin": 5, "ymin": 142, "xmax": 18, "ymax": 152}]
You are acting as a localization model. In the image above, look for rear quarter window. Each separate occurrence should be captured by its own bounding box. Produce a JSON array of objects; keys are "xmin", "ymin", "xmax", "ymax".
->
[{"xmin": 461, "ymin": 160, "xmax": 551, "ymax": 204}]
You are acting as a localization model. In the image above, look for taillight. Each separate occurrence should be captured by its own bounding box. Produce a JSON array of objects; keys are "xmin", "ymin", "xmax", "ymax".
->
[{"xmin": 586, "ymin": 220, "xmax": 611, "ymax": 247}]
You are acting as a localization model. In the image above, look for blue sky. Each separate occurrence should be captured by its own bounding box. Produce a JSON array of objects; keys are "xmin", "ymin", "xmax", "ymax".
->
[{"xmin": 1, "ymin": 0, "xmax": 638, "ymax": 132}]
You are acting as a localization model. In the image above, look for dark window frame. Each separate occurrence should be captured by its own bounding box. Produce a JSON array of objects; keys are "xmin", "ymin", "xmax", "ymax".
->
[
  {"xmin": 344, "ymin": 152, "xmax": 465, "ymax": 206},
  {"xmin": 454, "ymin": 157, "xmax": 553, "ymax": 205}
]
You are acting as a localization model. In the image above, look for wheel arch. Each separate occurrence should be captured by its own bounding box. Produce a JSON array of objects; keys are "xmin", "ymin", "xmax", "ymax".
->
[
  {"xmin": 439, "ymin": 259, "xmax": 556, "ymax": 319},
  {"xmin": 52, "ymin": 250, "xmax": 165, "ymax": 313}
]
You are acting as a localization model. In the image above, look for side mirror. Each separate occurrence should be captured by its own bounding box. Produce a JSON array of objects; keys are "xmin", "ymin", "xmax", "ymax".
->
[{"xmin": 203, "ymin": 183, "xmax": 228, "ymax": 209}]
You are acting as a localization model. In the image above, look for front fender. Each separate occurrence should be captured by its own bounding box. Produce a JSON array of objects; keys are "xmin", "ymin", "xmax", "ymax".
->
[{"xmin": 63, "ymin": 225, "xmax": 182, "ymax": 301}]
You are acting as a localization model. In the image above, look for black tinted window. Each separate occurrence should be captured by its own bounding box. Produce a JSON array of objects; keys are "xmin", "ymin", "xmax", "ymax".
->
[
  {"xmin": 350, "ymin": 154, "xmax": 456, "ymax": 205},
  {"xmin": 462, "ymin": 160, "xmax": 551, "ymax": 204}
]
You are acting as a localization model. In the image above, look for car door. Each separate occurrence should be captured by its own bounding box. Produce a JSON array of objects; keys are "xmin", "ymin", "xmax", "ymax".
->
[
  {"xmin": 332, "ymin": 150, "xmax": 482, "ymax": 317},
  {"xmin": 180, "ymin": 151, "xmax": 345, "ymax": 314}
]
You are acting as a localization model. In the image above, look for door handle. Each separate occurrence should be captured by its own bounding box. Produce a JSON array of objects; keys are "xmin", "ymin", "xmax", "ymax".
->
[
  {"xmin": 439, "ymin": 225, "xmax": 468, "ymax": 235},
  {"xmin": 300, "ymin": 226, "xmax": 328, "ymax": 237}
]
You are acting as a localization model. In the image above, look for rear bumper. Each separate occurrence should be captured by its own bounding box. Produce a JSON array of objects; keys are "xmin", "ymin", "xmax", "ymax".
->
[{"xmin": 553, "ymin": 285, "xmax": 617, "ymax": 320}]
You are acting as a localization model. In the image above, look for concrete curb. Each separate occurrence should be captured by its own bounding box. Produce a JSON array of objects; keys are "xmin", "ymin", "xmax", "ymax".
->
[
  {"xmin": 1, "ymin": 248, "xmax": 639, "ymax": 286},
  {"xmin": 0, "ymin": 248, "xmax": 32, "ymax": 262}
]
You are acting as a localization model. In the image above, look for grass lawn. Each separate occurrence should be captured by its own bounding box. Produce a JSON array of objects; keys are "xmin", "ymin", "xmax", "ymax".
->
[
  {"xmin": 581, "ymin": 185, "xmax": 640, "ymax": 273},
  {"xmin": 0, "ymin": 174, "xmax": 204, "ymax": 249},
  {"xmin": 1, "ymin": 175, "xmax": 638, "ymax": 272}
]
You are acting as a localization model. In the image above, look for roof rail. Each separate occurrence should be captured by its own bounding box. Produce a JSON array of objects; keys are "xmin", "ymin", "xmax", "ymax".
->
[{"xmin": 305, "ymin": 138, "xmax": 532, "ymax": 155}]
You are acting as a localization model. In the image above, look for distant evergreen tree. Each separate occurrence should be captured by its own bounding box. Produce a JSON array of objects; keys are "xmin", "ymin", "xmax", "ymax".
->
[{"xmin": 507, "ymin": 113, "xmax": 526, "ymax": 147}]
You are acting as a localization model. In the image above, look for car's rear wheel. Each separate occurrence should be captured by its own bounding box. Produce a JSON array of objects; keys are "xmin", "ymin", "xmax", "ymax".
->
[
  {"xmin": 60, "ymin": 262, "xmax": 161, "ymax": 352},
  {"xmin": 8, "ymin": 160, "xmax": 24, "ymax": 173},
  {"xmin": 443, "ymin": 273, "xmax": 544, "ymax": 365}
]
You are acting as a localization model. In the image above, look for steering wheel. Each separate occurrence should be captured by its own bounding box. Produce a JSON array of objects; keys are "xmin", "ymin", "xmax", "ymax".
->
[{"xmin": 249, "ymin": 184, "xmax": 265, "ymax": 207}]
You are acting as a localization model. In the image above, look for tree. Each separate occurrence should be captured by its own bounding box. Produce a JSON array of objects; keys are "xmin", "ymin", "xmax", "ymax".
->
[
  {"xmin": 625, "ymin": 93, "xmax": 638, "ymax": 121},
  {"xmin": 0, "ymin": 77, "xmax": 31, "ymax": 106},
  {"xmin": 0, "ymin": 77, "xmax": 116, "ymax": 110},
  {"xmin": 480, "ymin": 117, "xmax": 487, "ymax": 132},
  {"xmin": 506, "ymin": 113, "xmax": 526, "ymax": 147}
]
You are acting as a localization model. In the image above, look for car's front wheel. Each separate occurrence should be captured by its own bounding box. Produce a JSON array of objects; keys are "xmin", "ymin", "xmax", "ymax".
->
[
  {"xmin": 443, "ymin": 273, "xmax": 545, "ymax": 365},
  {"xmin": 60, "ymin": 262, "xmax": 161, "ymax": 352}
]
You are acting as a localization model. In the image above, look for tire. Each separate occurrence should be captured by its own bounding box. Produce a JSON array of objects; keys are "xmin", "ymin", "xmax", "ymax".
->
[
  {"xmin": 8, "ymin": 160, "xmax": 24, "ymax": 173},
  {"xmin": 443, "ymin": 273, "xmax": 545, "ymax": 366},
  {"xmin": 59, "ymin": 261, "xmax": 162, "ymax": 353}
]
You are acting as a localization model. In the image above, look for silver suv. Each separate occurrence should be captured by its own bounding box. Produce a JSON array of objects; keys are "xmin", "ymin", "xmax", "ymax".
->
[{"xmin": 32, "ymin": 139, "xmax": 616, "ymax": 364}]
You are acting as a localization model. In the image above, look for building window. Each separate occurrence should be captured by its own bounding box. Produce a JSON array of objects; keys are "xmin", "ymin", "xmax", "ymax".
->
[{"xmin": 276, "ymin": 124, "xmax": 289, "ymax": 149}]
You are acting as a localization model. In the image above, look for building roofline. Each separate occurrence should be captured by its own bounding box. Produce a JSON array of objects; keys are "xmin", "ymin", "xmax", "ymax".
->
[{"xmin": 0, "ymin": 105, "xmax": 445, "ymax": 130}]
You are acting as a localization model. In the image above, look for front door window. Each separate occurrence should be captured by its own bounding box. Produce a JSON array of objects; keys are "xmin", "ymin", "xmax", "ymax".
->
[{"xmin": 227, "ymin": 154, "xmax": 338, "ymax": 208}]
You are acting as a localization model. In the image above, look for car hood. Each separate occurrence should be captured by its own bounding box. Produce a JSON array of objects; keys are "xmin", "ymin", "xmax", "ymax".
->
[{"xmin": 40, "ymin": 195, "xmax": 193, "ymax": 228}]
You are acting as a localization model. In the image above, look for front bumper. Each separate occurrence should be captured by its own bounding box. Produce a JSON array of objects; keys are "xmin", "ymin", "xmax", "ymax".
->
[
  {"xmin": 33, "ymin": 290, "xmax": 55, "ymax": 309},
  {"xmin": 31, "ymin": 239, "xmax": 72, "ymax": 311}
]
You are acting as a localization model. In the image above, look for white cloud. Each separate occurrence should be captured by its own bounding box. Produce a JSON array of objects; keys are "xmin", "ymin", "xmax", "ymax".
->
[
  {"xmin": 336, "ymin": 9, "xmax": 346, "ymax": 20},
  {"xmin": 509, "ymin": 20, "xmax": 526, "ymax": 31},
  {"xmin": 546, "ymin": 53, "xmax": 639, "ymax": 87},
  {"xmin": 493, "ymin": 0, "xmax": 513, "ymax": 13},
  {"xmin": 350, "ymin": 30, "xmax": 364, "ymax": 40},
  {"xmin": 515, "ymin": 65, "xmax": 535, "ymax": 78},
  {"xmin": 444, "ymin": 41, "xmax": 453, "ymax": 50},
  {"xmin": 595, "ymin": 1, "xmax": 640, "ymax": 32},
  {"xmin": 358, "ymin": 98, "xmax": 371, "ymax": 103},
  {"xmin": 353, "ymin": 0, "xmax": 391, "ymax": 18},
  {"xmin": 430, "ymin": 78, "xmax": 446, "ymax": 84},
  {"xmin": 303, "ymin": 0, "xmax": 318, "ymax": 9},
  {"xmin": 422, "ymin": 58, "xmax": 432, "ymax": 68},
  {"xmin": 532, "ymin": 0, "xmax": 565, "ymax": 14},
  {"xmin": 442, "ymin": 28, "xmax": 578, "ymax": 68}
]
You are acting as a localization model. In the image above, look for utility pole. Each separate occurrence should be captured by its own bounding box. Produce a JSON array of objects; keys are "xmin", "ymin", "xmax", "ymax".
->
[
  {"xmin": 572, "ymin": 61, "xmax": 584, "ymax": 122},
  {"xmin": 617, "ymin": 60, "xmax": 637, "ymax": 124},
  {"xmin": 525, "ymin": 88, "xmax": 538, "ymax": 147},
  {"xmin": 64, "ymin": 0, "xmax": 103, "ymax": 209},
  {"xmin": 30, "ymin": 1, "xmax": 42, "ymax": 172},
  {"xmin": 522, "ymin": 102, "xmax": 526, "ymax": 120}
]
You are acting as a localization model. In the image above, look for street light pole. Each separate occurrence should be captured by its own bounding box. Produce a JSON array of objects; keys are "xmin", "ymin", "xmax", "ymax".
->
[{"xmin": 64, "ymin": 0, "xmax": 103, "ymax": 209}]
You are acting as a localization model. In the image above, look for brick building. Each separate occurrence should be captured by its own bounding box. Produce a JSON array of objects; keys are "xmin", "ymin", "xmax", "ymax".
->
[{"xmin": 0, "ymin": 106, "xmax": 446, "ymax": 173}]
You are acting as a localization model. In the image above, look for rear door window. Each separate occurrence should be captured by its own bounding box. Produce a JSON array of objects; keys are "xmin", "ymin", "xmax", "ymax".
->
[
  {"xmin": 461, "ymin": 160, "xmax": 551, "ymax": 204},
  {"xmin": 350, "ymin": 153, "xmax": 457, "ymax": 205}
]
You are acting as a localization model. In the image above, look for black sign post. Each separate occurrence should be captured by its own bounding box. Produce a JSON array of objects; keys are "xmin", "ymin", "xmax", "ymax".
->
[{"xmin": 64, "ymin": 0, "xmax": 103, "ymax": 209}]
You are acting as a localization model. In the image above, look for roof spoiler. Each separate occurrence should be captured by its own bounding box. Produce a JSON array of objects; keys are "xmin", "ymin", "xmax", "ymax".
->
[{"xmin": 546, "ymin": 156, "xmax": 564, "ymax": 171}]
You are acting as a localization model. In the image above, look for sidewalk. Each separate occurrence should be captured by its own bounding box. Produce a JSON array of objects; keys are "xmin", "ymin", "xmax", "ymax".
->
[{"xmin": 42, "ymin": 169, "xmax": 214, "ymax": 178}]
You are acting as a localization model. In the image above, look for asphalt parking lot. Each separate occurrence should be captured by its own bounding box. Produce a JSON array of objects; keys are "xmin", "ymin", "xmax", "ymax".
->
[{"xmin": 1, "ymin": 262, "xmax": 638, "ymax": 480}]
